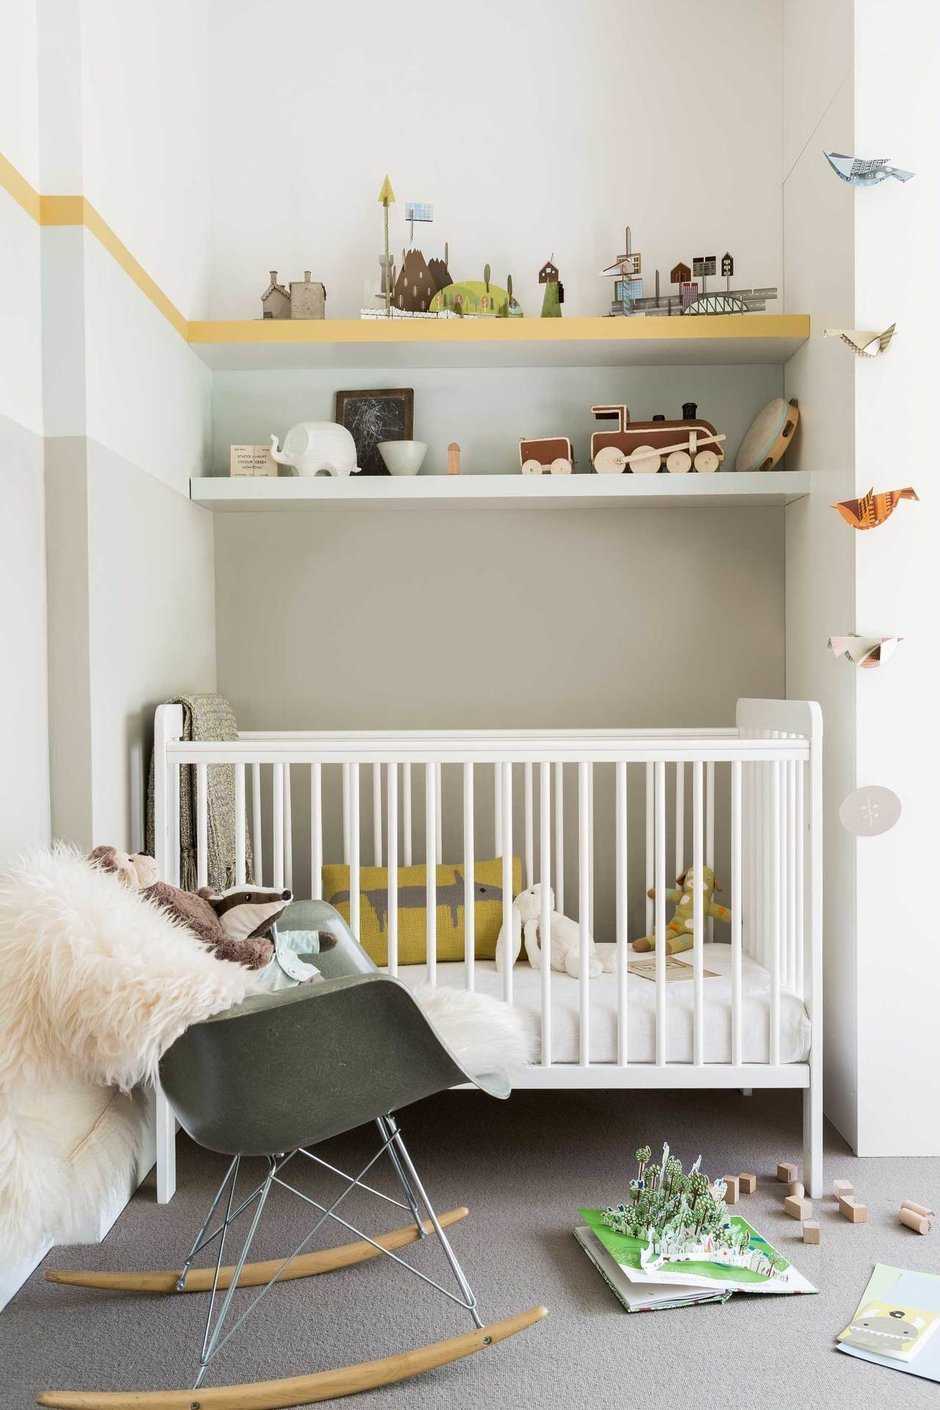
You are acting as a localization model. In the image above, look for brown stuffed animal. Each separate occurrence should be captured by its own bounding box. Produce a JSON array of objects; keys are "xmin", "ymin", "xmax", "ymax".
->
[{"xmin": 88, "ymin": 847, "xmax": 290, "ymax": 970}]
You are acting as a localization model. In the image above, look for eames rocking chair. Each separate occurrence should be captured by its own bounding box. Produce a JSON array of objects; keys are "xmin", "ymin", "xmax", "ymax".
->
[{"xmin": 40, "ymin": 901, "xmax": 546, "ymax": 1410}]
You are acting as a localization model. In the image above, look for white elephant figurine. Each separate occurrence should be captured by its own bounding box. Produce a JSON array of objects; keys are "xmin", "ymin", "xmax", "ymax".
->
[
  {"xmin": 495, "ymin": 883, "xmax": 602, "ymax": 979},
  {"xmin": 269, "ymin": 422, "xmax": 362, "ymax": 477}
]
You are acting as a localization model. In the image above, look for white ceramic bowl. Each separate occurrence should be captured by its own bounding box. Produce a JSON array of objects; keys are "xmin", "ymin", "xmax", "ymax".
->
[{"xmin": 378, "ymin": 440, "xmax": 428, "ymax": 475}]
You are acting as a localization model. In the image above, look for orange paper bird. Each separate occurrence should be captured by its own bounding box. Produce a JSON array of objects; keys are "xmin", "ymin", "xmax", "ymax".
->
[{"xmin": 833, "ymin": 486, "xmax": 918, "ymax": 530}]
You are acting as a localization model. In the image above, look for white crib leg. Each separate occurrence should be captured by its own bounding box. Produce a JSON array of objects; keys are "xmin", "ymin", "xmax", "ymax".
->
[
  {"xmin": 803, "ymin": 1075, "xmax": 823, "ymax": 1199},
  {"xmin": 155, "ymin": 1084, "xmax": 177, "ymax": 1204}
]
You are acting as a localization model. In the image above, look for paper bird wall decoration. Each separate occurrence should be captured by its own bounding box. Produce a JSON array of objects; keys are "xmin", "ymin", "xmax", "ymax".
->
[
  {"xmin": 828, "ymin": 634, "xmax": 903, "ymax": 669},
  {"xmin": 833, "ymin": 486, "xmax": 918, "ymax": 531},
  {"xmin": 824, "ymin": 323, "xmax": 896, "ymax": 356},
  {"xmin": 824, "ymin": 152, "xmax": 914, "ymax": 186}
]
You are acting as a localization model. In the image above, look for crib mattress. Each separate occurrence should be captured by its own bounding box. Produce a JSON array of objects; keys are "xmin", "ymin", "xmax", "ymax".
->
[{"xmin": 394, "ymin": 943, "xmax": 811, "ymax": 1067}]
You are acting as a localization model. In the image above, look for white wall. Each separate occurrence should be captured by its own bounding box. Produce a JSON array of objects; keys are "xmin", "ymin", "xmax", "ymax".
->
[
  {"xmin": 852, "ymin": 0, "xmax": 940, "ymax": 1154},
  {"xmin": 208, "ymin": 0, "xmax": 783, "ymax": 320},
  {"xmin": 782, "ymin": 0, "xmax": 858, "ymax": 1147},
  {"xmin": 0, "ymin": 0, "xmax": 49, "ymax": 865}
]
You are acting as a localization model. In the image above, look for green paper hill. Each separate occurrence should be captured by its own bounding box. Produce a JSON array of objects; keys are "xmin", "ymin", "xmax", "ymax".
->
[
  {"xmin": 430, "ymin": 279, "xmax": 511, "ymax": 317},
  {"xmin": 579, "ymin": 1208, "xmax": 788, "ymax": 1285}
]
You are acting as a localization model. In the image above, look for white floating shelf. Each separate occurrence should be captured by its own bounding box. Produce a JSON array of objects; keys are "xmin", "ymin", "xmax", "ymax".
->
[
  {"xmin": 188, "ymin": 314, "xmax": 810, "ymax": 371},
  {"xmin": 191, "ymin": 471, "xmax": 812, "ymax": 512}
]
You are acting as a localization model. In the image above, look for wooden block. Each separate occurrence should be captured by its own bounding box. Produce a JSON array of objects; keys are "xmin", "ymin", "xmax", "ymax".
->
[
  {"xmin": 899, "ymin": 1207, "xmax": 933, "ymax": 1235},
  {"xmin": 739, "ymin": 1172, "xmax": 757, "ymax": 1195},
  {"xmin": 777, "ymin": 1162, "xmax": 799, "ymax": 1183},
  {"xmin": 722, "ymin": 1176, "xmax": 739, "ymax": 1205},
  {"xmin": 802, "ymin": 1220, "xmax": 821, "ymax": 1244},
  {"xmin": 447, "ymin": 442, "xmax": 461, "ymax": 475},
  {"xmin": 784, "ymin": 1194, "xmax": 812, "ymax": 1221},
  {"xmin": 832, "ymin": 1178, "xmax": 854, "ymax": 1200},
  {"xmin": 788, "ymin": 1179, "xmax": 805, "ymax": 1198},
  {"xmin": 838, "ymin": 1196, "xmax": 868, "ymax": 1223},
  {"xmin": 901, "ymin": 1200, "xmax": 934, "ymax": 1219}
]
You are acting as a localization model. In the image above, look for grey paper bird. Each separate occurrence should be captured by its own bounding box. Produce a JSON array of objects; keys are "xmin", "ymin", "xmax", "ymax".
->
[
  {"xmin": 824, "ymin": 152, "xmax": 914, "ymax": 185},
  {"xmin": 823, "ymin": 323, "xmax": 896, "ymax": 356}
]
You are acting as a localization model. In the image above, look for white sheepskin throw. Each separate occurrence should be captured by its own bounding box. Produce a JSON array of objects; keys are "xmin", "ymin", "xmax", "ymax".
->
[
  {"xmin": 0, "ymin": 845, "xmax": 263, "ymax": 1258},
  {"xmin": 411, "ymin": 984, "xmax": 536, "ymax": 1080}
]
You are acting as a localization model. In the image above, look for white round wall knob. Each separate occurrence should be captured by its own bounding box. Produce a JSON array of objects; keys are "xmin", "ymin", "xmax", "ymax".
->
[{"xmin": 839, "ymin": 785, "xmax": 902, "ymax": 836}]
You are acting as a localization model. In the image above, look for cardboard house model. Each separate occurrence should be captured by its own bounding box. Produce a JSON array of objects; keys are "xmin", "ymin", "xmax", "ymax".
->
[
  {"xmin": 538, "ymin": 259, "xmax": 560, "ymax": 284},
  {"xmin": 290, "ymin": 271, "xmax": 326, "ymax": 319},
  {"xmin": 261, "ymin": 271, "xmax": 291, "ymax": 319}
]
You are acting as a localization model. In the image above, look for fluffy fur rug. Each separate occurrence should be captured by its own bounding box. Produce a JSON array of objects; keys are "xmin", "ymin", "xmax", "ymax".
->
[
  {"xmin": 0, "ymin": 845, "xmax": 262, "ymax": 1258},
  {"xmin": 412, "ymin": 984, "xmax": 535, "ymax": 1079}
]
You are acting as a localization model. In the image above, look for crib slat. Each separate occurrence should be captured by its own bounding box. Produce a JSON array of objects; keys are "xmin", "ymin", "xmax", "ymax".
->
[
  {"xmin": 554, "ymin": 761, "xmax": 564, "ymax": 914},
  {"xmin": 402, "ymin": 763, "xmax": 413, "ymax": 867},
  {"xmin": 170, "ymin": 762, "xmax": 181, "ymax": 886},
  {"xmin": 655, "ymin": 761, "xmax": 667, "ymax": 1066},
  {"xmin": 195, "ymin": 763, "xmax": 208, "ymax": 890},
  {"xmin": 494, "ymin": 763, "xmax": 503, "ymax": 857},
  {"xmin": 645, "ymin": 762, "xmax": 654, "ymax": 932},
  {"xmin": 387, "ymin": 762, "xmax": 398, "ymax": 977},
  {"xmin": 780, "ymin": 755, "xmax": 790, "ymax": 990},
  {"xmin": 251, "ymin": 763, "xmax": 262, "ymax": 885},
  {"xmin": 342, "ymin": 763, "xmax": 351, "ymax": 867},
  {"xmin": 272, "ymin": 764, "xmax": 284, "ymax": 891},
  {"xmin": 578, "ymin": 761, "xmax": 591, "ymax": 1066},
  {"xmin": 771, "ymin": 761, "xmax": 781, "ymax": 1065},
  {"xmin": 615, "ymin": 761, "xmax": 628, "ymax": 1066},
  {"xmin": 587, "ymin": 763, "xmax": 595, "ymax": 934},
  {"xmin": 372, "ymin": 762, "xmax": 383, "ymax": 867},
  {"xmin": 692, "ymin": 761, "xmax": 704, "ymax": 1066},
  {"xmin": 501, "ymin": 763, "xmax": 513, "ymax": 1006},
  {"xmin": 705, "ymin": 760, "xmax": 715, "ymax": 941},
  {"xmin": 795, "ymin": 760, "xmax": 805, "ymax": 997},
  {"xmin": 426, "ymin": 763, "xmax": 437, "ymax": 986},
  {"xmin": 524, "ymin": 762, "xmax": 534, "ymax": 889},
  {"xmin": 435, "ymin": 762, "xmax": 443, "ymax": 859},
  {"xmin": 539, "ymin": 762, "xmax": 552, "ymax": 1068},
  {"xmin": 349, "ymin": 764, "xmax": 360, "ymax": 942},
  {"xmin": 283, "ymin": 766, "xmax": 293, "ymax": 891},
  {"xmin": 463, "ymin": 762, "xmax": 475, "ymax": 992},
  {"xmin": 234, "ymin": 765, "xmax": 246, "ymax": 888},
  {"xmin": 731, "ymin": 762, "xmax": 743, "ymax": 1065},
  {"xmin": 309, "ymin": 763, "xmax": 322, "ymax": 901},
  {"xmin": 787, "ymin": 760, "xmax": 797, "ymax": 992},
  {"xmin": 675, "ymin": 761, "xmax": 685, "ymax": 878}
]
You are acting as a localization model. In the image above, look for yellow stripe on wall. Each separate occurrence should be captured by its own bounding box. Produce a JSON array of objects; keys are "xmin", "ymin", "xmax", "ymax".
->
[{"xmin": 1, "ymin": 152, "xmax": 189, "ymax": 341}]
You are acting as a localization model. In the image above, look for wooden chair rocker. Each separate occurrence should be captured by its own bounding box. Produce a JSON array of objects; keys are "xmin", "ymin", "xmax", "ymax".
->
[{"xmin": 40, "ymin": 901, "xmax": 546, "ymax": 1410}]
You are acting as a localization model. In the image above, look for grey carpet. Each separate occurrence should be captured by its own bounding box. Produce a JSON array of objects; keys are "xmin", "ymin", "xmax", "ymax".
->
[{"xmin": 4, "ymin": 1089, "xmax": 939, "ymax": 1409}]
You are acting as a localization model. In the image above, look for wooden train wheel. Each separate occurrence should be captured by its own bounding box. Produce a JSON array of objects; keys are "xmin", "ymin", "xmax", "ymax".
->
[
  {"xmin": 37, "ymin": 1306, "xmax": 548, "ymax": 1410},
  {"xmin": 629, "ymin": 446, "xmax": 661, "ymax": 475},
  {"xmin": 665, "ymin": 450, "xmax": 692, "ymax": 474},
  {"xmin": 549, "ymin": 457, "xmax": 572, "ymax": 475},
  {"xmin": 693, "ymin": 450, "xmax": 720, "ymax": 474},
  {"xmin": 520, "ymin": 460, "xmax": 543, "ymax": 475},
  {"xmin": 593, "ymin": 445, "xmax": 626, "ymax": 474}
]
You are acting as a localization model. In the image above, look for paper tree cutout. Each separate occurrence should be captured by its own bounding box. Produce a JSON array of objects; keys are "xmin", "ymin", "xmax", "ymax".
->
[
  {"xmin": 833, "ymin": 486, "xmax": 918, "ymax": 530},
  {"xmin": 824, "ymin": 152, "xmax": 914, "ymax": 186},
  {"xmin": 829, "ymin": 634, "xmax": 903, "ymax": 669},
  {"xmin": 824, "ymin": 324, "xmax": 896, "ymax": 356},
  {"xmin": 377, "ymin": 174, "xmax": 396, "ymax": 206}
]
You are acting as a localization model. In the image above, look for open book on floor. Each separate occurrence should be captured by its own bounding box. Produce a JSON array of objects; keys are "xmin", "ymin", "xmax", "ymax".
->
[{"xmin": 577, "ymin": 1207, "xmax": 816, "ymax": 1307}]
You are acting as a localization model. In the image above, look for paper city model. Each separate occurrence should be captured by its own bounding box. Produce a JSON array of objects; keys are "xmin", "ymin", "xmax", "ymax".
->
[
  {"xmin": 590, "ymin": 402, "xmax": 725, "ymax": 474},
  {"xmin": 601, "ymin": 224, "xmax": 777, "ymax": 316},
  {"xmin": 260, "ymin": 270, "xmax": 326, "ymax": 320},
  {"xmin": 539, "ymin": 258, "xmax": 563, "ymax": 317},
  {"xmin": 824, "ymin": 152, "xmax": 914, "ymax": 186},
  {"xmin": 602, "ymin": 1144, "xmax": 782, "ymax": 1276}
]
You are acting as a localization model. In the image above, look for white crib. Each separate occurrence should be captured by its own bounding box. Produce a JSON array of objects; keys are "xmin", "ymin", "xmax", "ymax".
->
[{"xmin": 151, "ymin": 697, "xmax": 822, "ymax": 1202}]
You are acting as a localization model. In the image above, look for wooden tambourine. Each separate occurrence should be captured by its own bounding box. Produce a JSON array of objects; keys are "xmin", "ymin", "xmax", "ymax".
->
[{"xmin": 735, "ymin": 397, "xmax": 800, "ymax": 472}]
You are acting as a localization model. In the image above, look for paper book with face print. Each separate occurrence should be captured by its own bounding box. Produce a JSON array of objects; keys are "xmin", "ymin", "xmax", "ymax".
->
[{"xmin": 839, "ymin": 1300, "xmax": 940, "ymax": 1361}]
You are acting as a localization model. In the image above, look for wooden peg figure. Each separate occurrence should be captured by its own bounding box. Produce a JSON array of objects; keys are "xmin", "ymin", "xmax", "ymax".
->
[{"xmin": 448, "ymin": 442, "xmax": 461, "ymax": 475}]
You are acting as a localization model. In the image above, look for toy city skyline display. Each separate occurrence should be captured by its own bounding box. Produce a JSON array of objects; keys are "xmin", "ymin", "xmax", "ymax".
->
[{"xmin": 601, "ymin": 226, "xmax": 778, "ymax": 316}]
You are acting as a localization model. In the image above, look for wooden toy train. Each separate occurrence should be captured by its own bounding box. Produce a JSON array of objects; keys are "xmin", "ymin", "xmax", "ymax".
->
[{"xmin": 590, "ymin": 403, "xmax": 724, "ymax": 474}]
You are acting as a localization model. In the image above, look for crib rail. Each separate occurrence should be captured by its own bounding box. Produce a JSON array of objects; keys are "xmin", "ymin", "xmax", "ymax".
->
[{"xmin": 153, "ymin": 702, "xmax": 821, "ymax": 1086}]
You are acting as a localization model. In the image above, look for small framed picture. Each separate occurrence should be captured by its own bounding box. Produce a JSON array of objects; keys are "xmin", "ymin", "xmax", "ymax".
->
[{"xmin": 335, "ymin": 388, "xmax": 414, "ymax": 475}]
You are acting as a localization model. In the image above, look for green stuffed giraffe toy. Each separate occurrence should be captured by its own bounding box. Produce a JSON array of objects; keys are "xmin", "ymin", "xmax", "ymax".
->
[{"xmin": 631, "ymin": 865, "xmax": 732, "ymax": 954}]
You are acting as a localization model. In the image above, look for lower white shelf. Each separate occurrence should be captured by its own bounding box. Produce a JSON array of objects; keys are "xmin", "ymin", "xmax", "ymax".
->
[{"xmin": 191, "ymin": 471, "xmax": 811, "ymax": 512}]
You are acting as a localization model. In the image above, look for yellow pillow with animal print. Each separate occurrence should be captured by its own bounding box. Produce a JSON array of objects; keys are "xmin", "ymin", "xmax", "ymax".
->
[{"xmin": 321, "ymin": 857, "xmax": 522, "ymax": 966}]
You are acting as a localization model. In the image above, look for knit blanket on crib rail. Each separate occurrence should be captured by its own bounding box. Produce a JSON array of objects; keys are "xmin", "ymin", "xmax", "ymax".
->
[{"xmin": 146, "ymin": 693, "xmax": 253, "ymax": 892}]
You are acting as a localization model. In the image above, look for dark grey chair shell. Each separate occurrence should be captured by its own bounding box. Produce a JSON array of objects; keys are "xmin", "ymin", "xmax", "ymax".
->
[{"xmin": 158, "ymin": 900, "xmax": 504, "ymax": 1157}]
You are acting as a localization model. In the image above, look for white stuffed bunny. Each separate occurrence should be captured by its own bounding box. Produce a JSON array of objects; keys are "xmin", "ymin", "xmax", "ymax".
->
[{"xmin": 495, "ymin": 883, "xmax": 602, "ymax": 978}]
